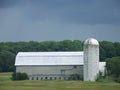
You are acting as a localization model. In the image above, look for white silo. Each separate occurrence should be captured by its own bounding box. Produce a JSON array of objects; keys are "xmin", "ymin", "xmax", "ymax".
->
[{"xmin": 83, "ymin": 38, "xmax": 99, "ymax": 81}]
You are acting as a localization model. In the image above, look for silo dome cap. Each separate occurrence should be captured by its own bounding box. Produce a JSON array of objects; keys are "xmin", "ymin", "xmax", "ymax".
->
[{"xmin": 84, "ymin": 38, "xmax": 99, "ymax": 45}]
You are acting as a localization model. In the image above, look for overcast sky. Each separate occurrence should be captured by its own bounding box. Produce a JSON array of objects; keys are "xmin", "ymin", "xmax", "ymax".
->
[{"xmin": 0, "ymin": 0, "xmax": 120, "ymax": 42}]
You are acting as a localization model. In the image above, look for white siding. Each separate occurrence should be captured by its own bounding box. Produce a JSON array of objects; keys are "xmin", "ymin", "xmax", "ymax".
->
[{"xmin": 16, "ymin": 65, "xmax": 83, "ymax": 80}]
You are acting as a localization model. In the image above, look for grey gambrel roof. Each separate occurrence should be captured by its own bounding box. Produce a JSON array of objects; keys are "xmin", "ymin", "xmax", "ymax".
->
[{"xmin": 15, "ymin": 52, "xmax": 84, "ymax": 66}]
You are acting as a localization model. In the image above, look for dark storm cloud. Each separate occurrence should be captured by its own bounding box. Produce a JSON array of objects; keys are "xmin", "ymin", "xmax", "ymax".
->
[{"xmin": 0, "ymin": 0, "xmax": 120, "ymax": 42}]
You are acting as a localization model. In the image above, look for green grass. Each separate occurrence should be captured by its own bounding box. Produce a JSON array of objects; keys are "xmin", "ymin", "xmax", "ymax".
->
[
  {"xmin": 0, "ymin": 72, "xmax": 120, "ymax": 90},
  {"xmin": 0, "ymin": 72, "xmax": 12, "ymax": 81}
]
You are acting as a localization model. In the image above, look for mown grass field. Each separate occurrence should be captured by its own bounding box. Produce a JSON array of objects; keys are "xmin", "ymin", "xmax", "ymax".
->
[{"xmin": 0, "ymin": 72, "xmax": 120, "ymax": 90}]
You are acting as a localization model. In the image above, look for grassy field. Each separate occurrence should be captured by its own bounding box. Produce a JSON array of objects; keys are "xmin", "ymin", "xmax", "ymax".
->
[{"xmin": 0, "ymin": 72, "xmax": 120, "ymax": 90}]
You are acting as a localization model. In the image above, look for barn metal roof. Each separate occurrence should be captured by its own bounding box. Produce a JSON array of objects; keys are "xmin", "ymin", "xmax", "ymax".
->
[{"xmin": 15, "ymin": 52, "xmax": 84, "ymax": 66}]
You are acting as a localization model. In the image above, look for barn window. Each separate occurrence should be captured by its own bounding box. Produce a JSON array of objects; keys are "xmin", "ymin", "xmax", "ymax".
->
[
  {"xmin": 36, "ymin": 77, "xmax": 38, "ymax": 80},
  {"xmin": 74, "ymin": 66, "xmax": 77, "ymax": 68},
  {"xmin": 59, "ymin": 77, "xmax": 61, "ymax": 80},
  {"xmin": 54, "ymin": 77, "xmax": 56, "ymax": 80},
  {"xmin": 45, "ymin": 77, "xmax": 48, "ymax": 80},
  {"xmin": 41, "ymin": 77, "xmax": 43, "ymax": 80},
  {"xmin": 50, "ymin": 77, "xmax": 52, "ymax": 80},
  {"xmin": 32, "ymin": 77, "xmax": 34, "ymax": 80}
]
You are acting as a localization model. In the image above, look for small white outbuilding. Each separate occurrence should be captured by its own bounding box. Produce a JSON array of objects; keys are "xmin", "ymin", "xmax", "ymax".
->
[{"xmin": 15, "ymin": 38, "xmax": 106, "ymax": 81}]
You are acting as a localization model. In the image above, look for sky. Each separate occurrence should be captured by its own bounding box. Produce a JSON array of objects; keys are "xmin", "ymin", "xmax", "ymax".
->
[{"xmin": 0, "ymin": 0, "xmax": 120, "ymax": 42}]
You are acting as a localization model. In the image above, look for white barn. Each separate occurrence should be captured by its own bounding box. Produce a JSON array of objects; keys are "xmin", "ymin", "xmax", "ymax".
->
[{"xmin": 15, "ymin": 38, "xmax": 106, "ymax": 81}]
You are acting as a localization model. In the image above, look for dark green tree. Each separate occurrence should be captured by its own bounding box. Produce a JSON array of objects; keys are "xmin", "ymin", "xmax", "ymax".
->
[
  {"xmin": 114, "ymin": 42, "xmax": 120, "ymax": 56},
  {"xmin": 0, "ymin": 50, "xmax": 15, "ymax": 72},
  {"xmin": 106, "ymin": 56, "xmax": 120, "ymax": 83},
  {"xmin": 100, "ymin": 41, "xmax": 116, "ymax": 58}
]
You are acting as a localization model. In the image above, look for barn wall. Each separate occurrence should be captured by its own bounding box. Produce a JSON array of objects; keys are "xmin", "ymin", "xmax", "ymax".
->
[{"xmin": 16, "ymin": 65, "xmax": 83, "ymax": 80}]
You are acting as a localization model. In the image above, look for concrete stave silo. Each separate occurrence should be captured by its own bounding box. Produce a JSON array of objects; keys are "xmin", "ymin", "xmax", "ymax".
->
[{"xmin": 83, "ymin": 38, "xmax": 99, "ymax": 81}]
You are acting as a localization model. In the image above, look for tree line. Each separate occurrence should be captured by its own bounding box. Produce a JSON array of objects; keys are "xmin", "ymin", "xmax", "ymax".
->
[{"xmin": 0, "ymin": 40, "xmax": 120, "ymax": 72}]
